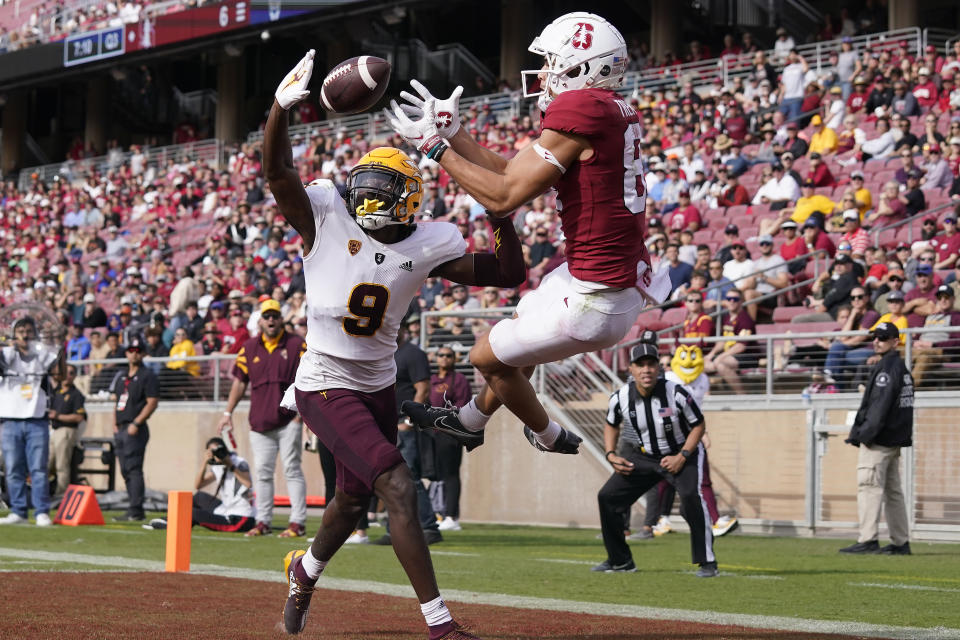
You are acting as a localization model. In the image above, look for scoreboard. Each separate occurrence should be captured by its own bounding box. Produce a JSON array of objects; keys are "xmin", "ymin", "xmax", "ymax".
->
[{"xmin": 64, "ymin": 27, "xmax": 126, "ymax": 67}]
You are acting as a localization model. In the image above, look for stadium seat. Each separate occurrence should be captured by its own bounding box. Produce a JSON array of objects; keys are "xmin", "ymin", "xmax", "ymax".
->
[
  {"xmin": 660, "ymin": 307, "xmax": 687, "ymax": 330},
  {"xmin": 725, "ymin": 204, "xmax": 749, "ymax": 218},
  {"xmin": 772, "ymin": 306, "xmax": 808, "ymax": 323},
  {"xmin": 782, "ymin": 321, "xmax": 837, "ymax": 347}
]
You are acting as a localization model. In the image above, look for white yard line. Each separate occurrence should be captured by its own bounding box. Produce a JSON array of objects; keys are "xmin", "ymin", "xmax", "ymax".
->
[
  {"xmin": 851, "ymin": 581, "xmax": 960, "ymax": 594},
  {"xmin": 0, "ymin": 546, "xmax": 956, "ymax": 639}
]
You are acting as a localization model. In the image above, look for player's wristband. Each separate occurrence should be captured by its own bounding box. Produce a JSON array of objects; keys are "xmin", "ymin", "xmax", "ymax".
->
[
  {"xmin": 420, "ymin": 134, "xmax": 448, "ymax": 161},
  {"xmin": 680, "ymin": 449, "xmax": 691, "ymax": 459},
  {"xmin": 605, "ymin": 450, "xmax": 616, "ymax": 460},
  {"xmin": 223, "ymin": 411, "xmax": 232, "ymax": 417}
]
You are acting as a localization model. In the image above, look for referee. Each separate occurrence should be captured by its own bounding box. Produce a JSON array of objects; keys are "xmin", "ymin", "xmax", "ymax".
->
[{"xmin": 594, "ymin": 343, "xmax": 718, "ymax": 577}]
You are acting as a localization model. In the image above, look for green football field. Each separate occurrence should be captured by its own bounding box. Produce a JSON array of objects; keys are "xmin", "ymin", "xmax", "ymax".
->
[{"xmin": 2, "ymin": 510, "xmax": 959, "ymax": 633}]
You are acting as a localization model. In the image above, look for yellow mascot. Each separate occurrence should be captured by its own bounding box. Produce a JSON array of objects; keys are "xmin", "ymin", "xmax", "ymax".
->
[{"xmin": 666, "ymin": 343, "xmax": 709, "ymax": 404}]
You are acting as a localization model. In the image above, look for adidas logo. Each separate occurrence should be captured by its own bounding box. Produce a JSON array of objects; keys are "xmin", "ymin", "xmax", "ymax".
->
[{"xmin": 399, "ymin": 261, "xmax": 413, "ymax": 272}]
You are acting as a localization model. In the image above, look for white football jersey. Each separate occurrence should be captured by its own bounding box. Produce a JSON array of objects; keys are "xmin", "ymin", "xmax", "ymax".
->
[{"xmin": 295, "ymin": 180, "xmax": 466, "ymax": 392}]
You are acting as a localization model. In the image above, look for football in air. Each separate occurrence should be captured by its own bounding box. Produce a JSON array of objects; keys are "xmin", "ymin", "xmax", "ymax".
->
[{"xmin": 319, "ymin": 55, "xmax": 391, "ymax": 115}]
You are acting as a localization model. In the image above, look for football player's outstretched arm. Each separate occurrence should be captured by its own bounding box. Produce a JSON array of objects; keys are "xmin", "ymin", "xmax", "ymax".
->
[
  {"xmin": 265, "ymin": 50, "xmax": 316, "ymax": 253},
  {"xmin": 440, "ymin": 129, "xmax": 584, "ymax": 215},
  {"xmin": 447, "ymin": 127, "xmax": 510, "ymax": 173},
  {"xmin": 431, "ymin": 214, "xmax": 526, "ymax": 288}
]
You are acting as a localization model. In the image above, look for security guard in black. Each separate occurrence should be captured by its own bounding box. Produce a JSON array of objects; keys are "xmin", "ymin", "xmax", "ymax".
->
[
  {"xmin": 109, "ymin": 338, "xmax": 159, "ymax": 520},
  {"xmin": 847, "ymin": 324, "xmax": 913, "ymax": 448}
]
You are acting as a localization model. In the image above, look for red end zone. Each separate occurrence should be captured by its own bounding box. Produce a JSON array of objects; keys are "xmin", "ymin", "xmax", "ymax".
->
[{"xmin": 1, "ymin": 572, "xmax": 862, "ymax": 639}]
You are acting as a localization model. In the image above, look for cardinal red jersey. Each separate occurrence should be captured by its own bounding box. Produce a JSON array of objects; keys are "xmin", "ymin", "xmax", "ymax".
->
[{"xmin": 541, "ymin": 88, "xmax": 649, "ymax": 289}]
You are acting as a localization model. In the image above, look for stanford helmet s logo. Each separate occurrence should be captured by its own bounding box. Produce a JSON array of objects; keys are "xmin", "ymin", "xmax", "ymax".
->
[
  {"xmin": 348, "ymin": 239, "xmax": 362, "ymax": 256},
  {"xmin": 572, "ymin": 23, "xmax": 594, "ymax": 50},
  {"xmin": 436, "ymin": 111, "xmax": 454, "ymax": 128}
]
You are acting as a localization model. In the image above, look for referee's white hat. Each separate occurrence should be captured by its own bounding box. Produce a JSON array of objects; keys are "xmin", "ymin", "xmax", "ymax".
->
[{"xmin": 630, "ymin": 343, "xmax": 659, "ymax": 364}]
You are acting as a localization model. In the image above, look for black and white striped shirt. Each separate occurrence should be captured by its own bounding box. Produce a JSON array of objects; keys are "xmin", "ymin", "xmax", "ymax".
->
[{"xmin": 606, "ymin": 378, "xmax": 704, "ymax": 457}]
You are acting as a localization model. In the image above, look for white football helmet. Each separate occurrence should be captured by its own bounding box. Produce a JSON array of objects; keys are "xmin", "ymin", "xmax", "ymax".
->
[{"xmin": 521, "ymin": 12, "xmax": 628, "ymax": 111}]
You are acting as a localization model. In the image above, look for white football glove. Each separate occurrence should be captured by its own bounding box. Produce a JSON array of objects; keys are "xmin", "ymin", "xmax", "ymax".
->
[
  {"xmin": 275, "ymin": 49, "xmax": 315, "ymax": 110},
  {"xmin": 385, "ymin": 98, "xmax": 444, "ymax": 156},
  {"xmin": 398, "ymin": 80, "xmax": 464, "ymax": 138}
]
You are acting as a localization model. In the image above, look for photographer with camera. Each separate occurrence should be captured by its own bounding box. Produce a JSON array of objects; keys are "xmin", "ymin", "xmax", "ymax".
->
[{"xmin": 191, "ymin": 437, "xmax": 255, "ymax": 532}]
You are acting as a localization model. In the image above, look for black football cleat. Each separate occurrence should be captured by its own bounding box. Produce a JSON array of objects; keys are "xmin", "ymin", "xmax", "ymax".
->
[
  {"xmin": 401, "ymin": 400, "xmax": 485, "ymax": 451},
  {"xmin": 523, "ymin": 425, "xmax": 582, "ymax": 454}
]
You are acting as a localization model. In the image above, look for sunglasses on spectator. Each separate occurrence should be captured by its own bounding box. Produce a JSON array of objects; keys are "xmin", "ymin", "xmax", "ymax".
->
[
  {"xmin": 924, "ymin": 221, "xmax": 935, "ymax": 226},
  {"xmin": 725, "ymin": 296, "xmax": 742, "ymax": 302},
  {"xmin": 759, "ymin": 241, "xmax": 772, "ymax": 246},
  {"xmin": 686, "ymin": 298, "xmax": 702, "ymax": 303},
  {"xmin": 536, "ymin": 232, "xmax": 547, "ymax": 237},
  {"xmin": 850, "ymin": 294, "xmax": 866, "ymax": 300},
  {"xmin": 732, "ymin": 244, "xmax": 745, "ymax": 250},
  {"xmin": 437, "ymin": 352, "xmax": 455, "ymax": 358},
  {"xmin": 946, "ymin": 218, "xmax": 957, "ymax": 224},
  {"xmin": 889, "ymin": 276, "xmax": 904, "ymax": 282},
  {"xmin": 919, "ymin": 257, "xmax": 935, "ymax": 262},
  {"xmin": 852, "ymin": 175, "xmax": 863, "ymax": 180}
]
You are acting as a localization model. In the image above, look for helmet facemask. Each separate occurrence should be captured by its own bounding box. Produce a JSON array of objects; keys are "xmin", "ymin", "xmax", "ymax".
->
[{"xmin": 347, "ymin": 167, "xmax": 418, "ymax": 231}]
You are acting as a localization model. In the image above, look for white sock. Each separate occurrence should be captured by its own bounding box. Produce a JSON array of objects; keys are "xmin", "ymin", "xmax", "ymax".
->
[
  {"xmin": 534, "ymin": 420, "xmax": 562, "ymax": 448},
  {"xmin": 457, "ymin": 397, "xmax": 490, "ymax": 432},
  {"xmin": 300, "ymin": 548, "xmax": 328, "ymax": 580},
  {"xmin": 420, "ymin": 595, "xmax": 453, "ymax": 626}
]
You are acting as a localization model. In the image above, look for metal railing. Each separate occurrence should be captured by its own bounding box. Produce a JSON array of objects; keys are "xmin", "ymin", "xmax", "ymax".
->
[
  {"xmin": 72, "ymin": 353, "xmax": 236, "ymax": 404},
  {"xmin": 923, "ymin": 28, "xmax": 957, "ymax": 53},
  {"xmin": 18, "ymin": 139, "xmax": 224, "ymax": 189}
]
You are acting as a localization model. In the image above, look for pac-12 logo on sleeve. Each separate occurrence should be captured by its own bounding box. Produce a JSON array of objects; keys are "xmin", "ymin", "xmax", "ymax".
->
[{"xmin": 572, "ymin": 23, "xmax": 593, "ymax": 49}]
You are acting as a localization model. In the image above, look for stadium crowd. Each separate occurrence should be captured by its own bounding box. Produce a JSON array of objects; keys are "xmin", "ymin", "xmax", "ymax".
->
[
  {"xmin": 0, "ymin": 0, "xmax": 225, "ymax": 52},
  {"xmin": 1, "ymin": 28, "xmax": 960, "ymax": 394}
]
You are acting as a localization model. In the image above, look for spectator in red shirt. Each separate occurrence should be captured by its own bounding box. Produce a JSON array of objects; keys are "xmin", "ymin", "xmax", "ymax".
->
[
  {"xmin": 724, "ymin": 104, "xmax": 748, "ymax": 142},
  {"xmin": 717, "ymin": 173, "xmax": 750, "ymax": 207},
  {"xmin": 932, "ymin": 211, "xmax": 960, "ymax": 270},
  {"xmin": 806, "ymin": 153, "xmax": 836, "ymax": 187},
  {"xmin": 846, "ymin": 77, "xmax": 869, "ymax": 114},
  {"xmin": 208, "ymin": 301, "xmax": 232, "ymax": 336},
  {"xmin": 667, "ymin": 191, "xmax": 702, "ymax": 231},
  {"xmin": 913, "ymin": 68, "xmax": 939, "ymax": 109},
  {"xmin": 788, "ymin": 218, "xmax": 837, "ymax": 263},
  {"xmin": 839, "ymin": 210, "xmax": 870, "ymax": 259},
  {"xmin": 935, "ymin": 75, "xmax": 955, "ymax": 114},
  {"xmin": 778, "ymin": 220, "xmax": 804, "ymax": 262},
  {"xmin": 221, "ymin": 309, "xmax": 251, "ymax": 354}
]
